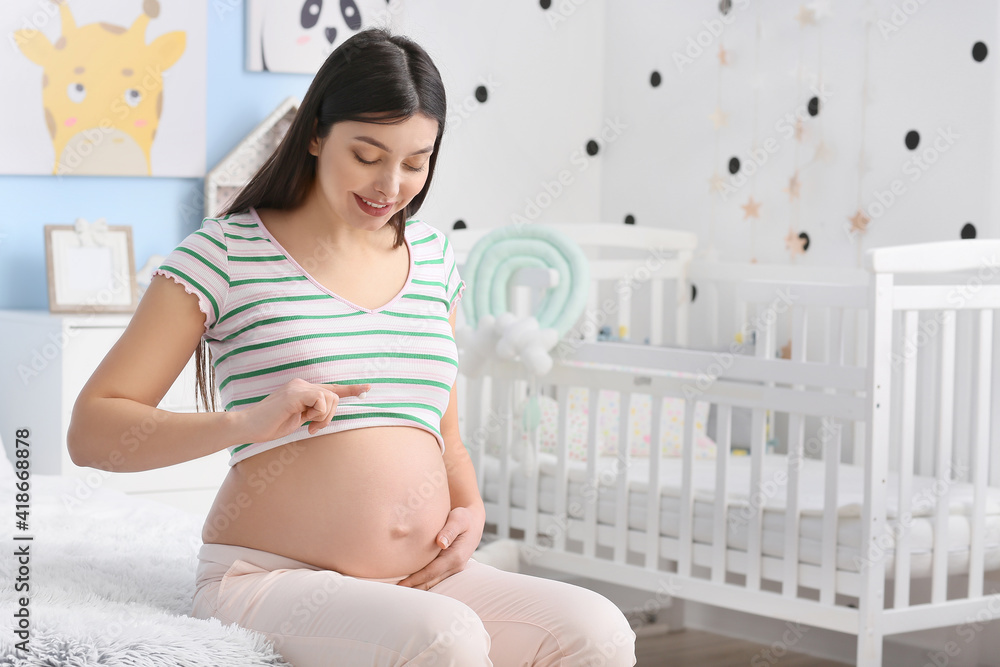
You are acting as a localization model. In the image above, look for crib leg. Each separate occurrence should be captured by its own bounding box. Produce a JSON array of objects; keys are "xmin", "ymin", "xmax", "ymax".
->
[{"xmin": 855, "ymin": 627, "xmax": 883, "ymax": 667}]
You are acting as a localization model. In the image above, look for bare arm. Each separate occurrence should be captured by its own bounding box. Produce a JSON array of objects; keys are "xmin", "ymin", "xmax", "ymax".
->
[{"xmin": 67, "ymin": 273, "xmax": 246, "ymax": 472}]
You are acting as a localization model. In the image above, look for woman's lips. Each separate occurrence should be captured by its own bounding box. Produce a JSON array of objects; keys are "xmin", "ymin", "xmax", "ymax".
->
[{"xmin": 355, "ymin": 193, "xmax": 393, "ymax": 216}]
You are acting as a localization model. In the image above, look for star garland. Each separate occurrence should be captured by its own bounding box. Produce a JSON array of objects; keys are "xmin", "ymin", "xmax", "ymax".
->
[{"xmin": 850, "ymin": 1, "xmax": 877, "ymax": 266}]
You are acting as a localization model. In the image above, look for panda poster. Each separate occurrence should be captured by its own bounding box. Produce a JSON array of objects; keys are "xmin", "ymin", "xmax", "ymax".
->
[
  {"xmin": 1, "ymin": 0, "xmax": 205, "ymax": 177},
  {"xmin": 246, "ymin": 0, "xmax": 402, "ymax": 74}
]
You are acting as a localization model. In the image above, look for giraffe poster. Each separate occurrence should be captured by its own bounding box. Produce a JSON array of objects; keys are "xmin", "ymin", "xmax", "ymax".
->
[
  {"xmin": 246, "ymin": 0, "xmax": 401, "ymax": 74},
  {"xmin": 1, "ymin": 0, "xmax": 205, "ymax": 177}
]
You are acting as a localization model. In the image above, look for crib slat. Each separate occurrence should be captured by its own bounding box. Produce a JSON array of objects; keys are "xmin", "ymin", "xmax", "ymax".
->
[
  {"xmin": 650, "ymin": 278, "xmax": 664, "ymax": 346},
  {"xmin": 497, "ymin": 377, "xmax": 513, "ymax": 539},
  {"xmin": 585, "ymin": 280, "xmax": 599, "ymax": 342},
  {"xmin": 553, "ymin": 387, "xmax": 570, "ymax": 553},
  {"xmin": 951, "ymin": 313, "xmax": 973, "ymax": 483},
  {"xmin": 678, "ymin": 398, "xmax": 697, "ymax": 578},
  {"xmin": 783, "ymin": 307, "xmax": 808, "ymax": 597},
  {"xmin": 932, "ymin": 310, "xmax": 956, "ymax": 605},
  {"xmin": 617, "ymin": 279, "xmax": 632, "ymax": 341},
  {"xmin": 747, "ymin": 303, "xmax": 774, "ymax": 591},
  {"xmin": 614, "ymin": 391, "xmax": 631, "ymax": 564},
  {"xmin": 820, "ymin": 419, "xmax": 841, "ymax": 606},
  {"xmin": 675, "ymin": 263, "xmax": 690, "ymax": 346},
  {"xmin": 992, "ymin": 332, "xmax": 1000, "ymax": 488},
  {"xmin": 968, "ymin": 309, "xmax": 992, "ymax": 598},
  {"xmin": 853, "ymin": 308, "xmax": 869, "ymax": 466},
  {"xmin": 467, "ymin": 376, "xmax": 485, "ymax": 493},
  {"xmin": 894, "ymin": 311, "xmax": 918, "ymax": 608},
  {"xmin": 712, "ymin": 405, "xmax": 733, "ymax": 583},
  {"xmin": 645, "ymin": 394, "xmax": 664, "ymax": 569},
  {"xmin": 918, "ymin": 323, "xmax": 938, "ymax": 476},
  {"xmin": 583, "ymin": 387, "xmax": 600, "ymax": 558},
  {"xmin": 523, "ymin": 381, "xmax": 540, "ymax": 551}
]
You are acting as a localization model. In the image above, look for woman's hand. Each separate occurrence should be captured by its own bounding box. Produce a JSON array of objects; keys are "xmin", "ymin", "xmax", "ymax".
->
[
  {"xmin": 396, "ymin": 505, "xmax": 485, "ymax": 590},
  {"xmin": 232, "ymin": 378, "xmax": 371, "ymax": 444}
]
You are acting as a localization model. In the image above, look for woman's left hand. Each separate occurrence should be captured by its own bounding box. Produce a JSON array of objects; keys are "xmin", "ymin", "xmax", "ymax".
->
[{"xmin": 396, "ymin": 505, "xmax": 484, "ymax": 590}]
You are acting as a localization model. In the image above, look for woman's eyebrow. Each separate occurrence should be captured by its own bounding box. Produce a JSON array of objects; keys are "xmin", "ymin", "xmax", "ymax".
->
[{"xmin": 353, "ymin": 136, "xmax": 433, "ymax": 156}]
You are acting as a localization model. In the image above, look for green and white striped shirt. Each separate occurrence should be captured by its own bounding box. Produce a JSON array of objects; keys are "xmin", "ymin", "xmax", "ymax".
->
[{"xmin": 152, "ymin": 207, "xmax": 465, "ymax": 466}]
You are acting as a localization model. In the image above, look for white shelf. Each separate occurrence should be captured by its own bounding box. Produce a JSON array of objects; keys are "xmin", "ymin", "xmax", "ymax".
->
[{"xmin": 0, "ymin": 309, "xmax": 228, "ymax": 518}]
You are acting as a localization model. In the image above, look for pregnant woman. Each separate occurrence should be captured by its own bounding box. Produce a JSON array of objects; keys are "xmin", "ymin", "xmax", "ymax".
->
[{"xmin": 68, "ymin": 27, "xmax": 636, "ymax": 666}]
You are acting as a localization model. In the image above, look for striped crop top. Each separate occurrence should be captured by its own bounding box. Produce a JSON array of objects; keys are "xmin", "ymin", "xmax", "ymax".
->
[{"xmin": 151, "ymin": 207, "xmax": 465, "ymax": 466}]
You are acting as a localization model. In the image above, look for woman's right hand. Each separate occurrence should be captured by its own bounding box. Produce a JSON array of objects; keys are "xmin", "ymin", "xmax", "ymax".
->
[{"xmin": 232, "ymin": 378, "xmax": 372, "ymax": 444}]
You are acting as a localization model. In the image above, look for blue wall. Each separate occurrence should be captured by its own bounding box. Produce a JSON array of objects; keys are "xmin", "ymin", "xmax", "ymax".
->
[{"xmin": 0, "ymin": 1, "xmax": 313, "ymax": 310}]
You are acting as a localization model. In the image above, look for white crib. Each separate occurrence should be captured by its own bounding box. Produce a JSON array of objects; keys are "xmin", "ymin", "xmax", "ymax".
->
[{"xmin": 450, "ymin": 224, "xmax": 1000, "ymax": 666}]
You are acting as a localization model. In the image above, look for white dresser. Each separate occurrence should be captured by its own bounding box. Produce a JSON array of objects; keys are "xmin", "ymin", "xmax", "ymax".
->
[{"xmin": 0, "ymin": 309, "xmax": 230, "ymax": 518}]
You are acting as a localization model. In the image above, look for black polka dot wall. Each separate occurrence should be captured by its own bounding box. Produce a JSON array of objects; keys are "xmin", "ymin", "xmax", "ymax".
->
[
  {"xmin": 972, "ymin": 41, "xmax": 988, "ymax": 62},
  {"xmin": 905, "ymin": 130, "xmax": 920, "ymax": 150},
  {"xmin": 808, "ymin": 96, "xmax": 820, "ymax": 116},
  {"xmin": 475, "ymin": 86, "xmax": 488, "ymax": 103},
  {"xmin": 729, "ymin": 157, "xmax": 740, "ymax": 174},
  {"xmin": 586, "ymin": 140, "xmax": 599, "ymax": 156},
  {"xmin": 961, "ymin": 222, "xmax": 976, "ymax": 239},
  {"xmin": 799, "ymin": 232, "xmax": 810, "ymax": 251},
  {"xmin": 650, "ymin": 71, "xmax": 661, "ymax": 87},
  {"xmin": 624, "ymin": 214, "xmax": 635, "ymax": 225},
  {"xmin": 453, "ymin": 220, "xmax": 467, "ymax": 230}
]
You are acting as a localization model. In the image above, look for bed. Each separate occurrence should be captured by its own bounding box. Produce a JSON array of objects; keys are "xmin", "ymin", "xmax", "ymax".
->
[{"xmin": 449, "ymin": 223, "xmax": 1000, "ymax": 667}]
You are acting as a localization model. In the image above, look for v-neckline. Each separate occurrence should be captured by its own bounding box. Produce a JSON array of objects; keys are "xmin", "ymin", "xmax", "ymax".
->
[{"xmin": 249, "ymin": 206, "xmax": 413, "ymax": 314}]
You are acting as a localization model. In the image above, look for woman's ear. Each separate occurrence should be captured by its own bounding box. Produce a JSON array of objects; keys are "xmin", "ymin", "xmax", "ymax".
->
[{"xmin": 308, "ymin": 118, "xmax": 321, "ymax": 156}]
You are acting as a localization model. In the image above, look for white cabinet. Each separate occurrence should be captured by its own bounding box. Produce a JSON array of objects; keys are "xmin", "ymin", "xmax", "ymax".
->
[{"xmin": 0, "ymin": 310, "xmax": 229, "ymax": 519}]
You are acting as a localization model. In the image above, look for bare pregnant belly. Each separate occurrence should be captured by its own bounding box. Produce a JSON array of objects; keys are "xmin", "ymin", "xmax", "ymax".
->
[{"xmin": 202, "ymin": 426, "xmax": 451, "ymax": 579}]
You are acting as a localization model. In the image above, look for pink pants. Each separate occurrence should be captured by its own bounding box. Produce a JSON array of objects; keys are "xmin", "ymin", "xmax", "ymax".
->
[{"xmin": 191, "ymin": 543, "xmax": 636, "ymax": 667}]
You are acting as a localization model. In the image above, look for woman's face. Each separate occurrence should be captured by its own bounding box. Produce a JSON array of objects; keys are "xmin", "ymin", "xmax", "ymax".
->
[{"xmin": 308, "ymin": 113, "xmax": 439, "ymax": 232}]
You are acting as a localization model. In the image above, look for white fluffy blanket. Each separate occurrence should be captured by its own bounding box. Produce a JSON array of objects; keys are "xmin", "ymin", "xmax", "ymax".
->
[{"xmin": 0, "ymin": 475, "xmax": 520, "ymax": 666}]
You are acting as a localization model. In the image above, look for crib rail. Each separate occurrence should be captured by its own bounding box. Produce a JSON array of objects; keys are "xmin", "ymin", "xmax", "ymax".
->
[{"xmin": 458, "ymin": 241, "xmax": 1000, "ymax": 667}]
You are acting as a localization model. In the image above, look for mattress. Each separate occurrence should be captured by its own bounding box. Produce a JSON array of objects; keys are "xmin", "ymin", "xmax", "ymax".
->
[{"xmin": 480, "ymin": 452, "xmax": 1000, "ymax": 579}]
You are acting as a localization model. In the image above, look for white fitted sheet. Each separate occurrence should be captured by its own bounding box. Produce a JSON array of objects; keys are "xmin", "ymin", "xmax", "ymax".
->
[{"xmin": 480, "ymin": 452, "xmax": 1000, "ymax": 578}]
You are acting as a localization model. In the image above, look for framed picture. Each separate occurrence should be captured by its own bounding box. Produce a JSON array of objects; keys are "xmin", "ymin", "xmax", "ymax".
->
[
  {"xmin": 1, "ymin": 0, "xmax": 206, "ymax": 177},
  {"xmin": 45, "ymin": 219, "xmax": 138, "ymax": 313},
  {"xmin": 245, "ymin": 0, "xmax": 399, "ymax": 73}
]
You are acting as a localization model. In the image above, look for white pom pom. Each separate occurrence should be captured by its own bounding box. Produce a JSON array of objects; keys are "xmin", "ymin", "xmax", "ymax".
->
[
  {"xmin": 509, "ymin": 318, "xmax": 541, "ymax": 350},
  {"xmin": 538, "ymin": 328, "xmax": 559, "ymax": 350},
  {"xmin": 495, "ymin": 312, "xmax": 517, "ymax": 334},
  {"xmin": 495, "ymin": 338, "xmax": 517, "ymax": 359},
  {"xmin": 522, "ymin": 345, "xmax": 553, "ymax": 375},
  {"xmin": 479, "ymin": 314, "xmax": 496, "ymax": 331}
]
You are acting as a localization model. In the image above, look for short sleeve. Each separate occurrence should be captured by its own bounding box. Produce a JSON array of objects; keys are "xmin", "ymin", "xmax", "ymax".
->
[
  {"xmin": 151, "ymin": 217, "xmax": 230, "ymax": 334},
  {"xmin": 441, "ymin": 232, "xmax": 466, "ymax": 317}
]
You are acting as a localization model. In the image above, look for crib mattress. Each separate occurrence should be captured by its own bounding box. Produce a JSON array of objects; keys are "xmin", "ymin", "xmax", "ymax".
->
[{"xmin": 479, "ymin": 452, "xmax": 1000, "ymax": 579}]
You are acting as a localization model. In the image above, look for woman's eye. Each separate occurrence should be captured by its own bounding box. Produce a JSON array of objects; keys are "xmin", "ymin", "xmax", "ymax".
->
[{"xmin": 354, "ymin": 154, "xmax": 426, "ymax": 172}]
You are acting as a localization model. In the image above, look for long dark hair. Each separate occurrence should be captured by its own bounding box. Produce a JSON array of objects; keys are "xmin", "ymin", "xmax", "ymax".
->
[{"xmin": 194, "ymin": 27, "xmax": 447, "ymax": 413}]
